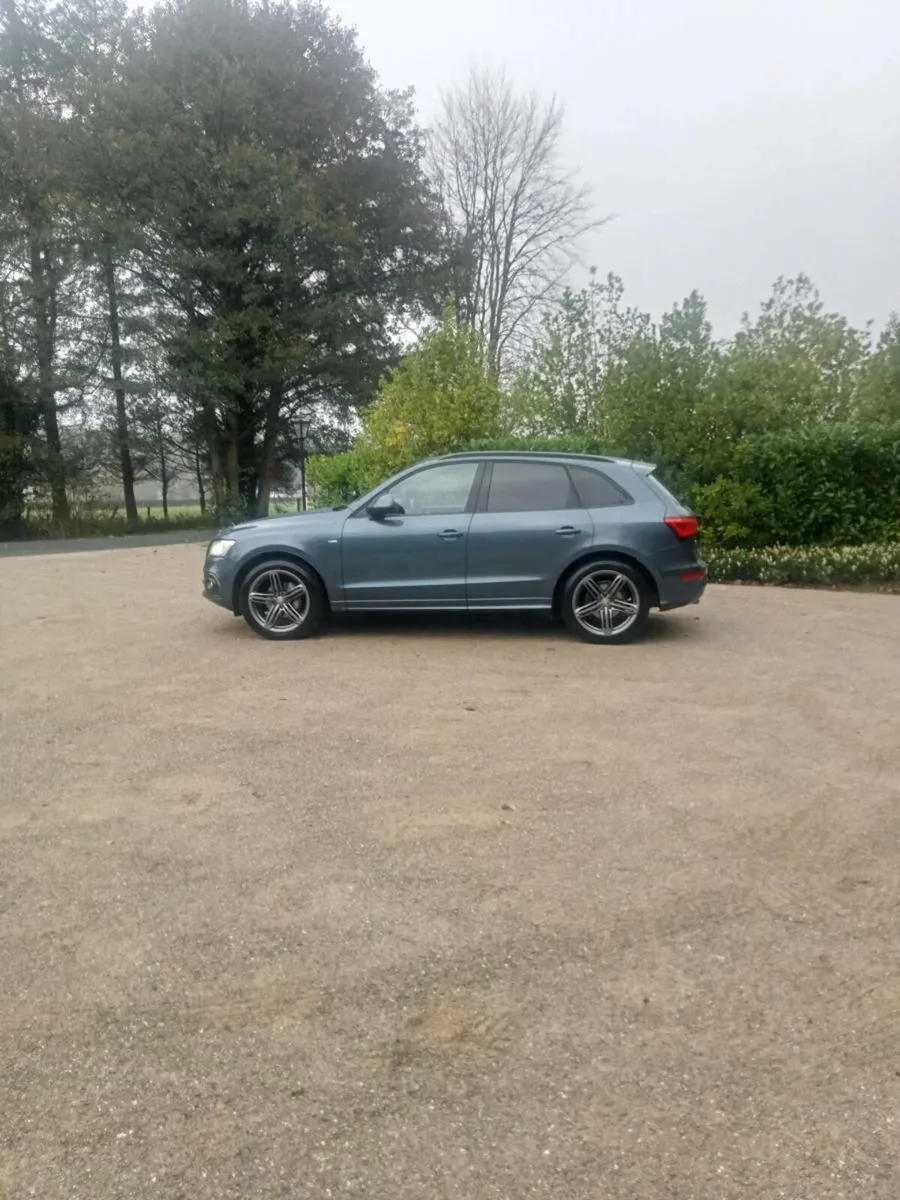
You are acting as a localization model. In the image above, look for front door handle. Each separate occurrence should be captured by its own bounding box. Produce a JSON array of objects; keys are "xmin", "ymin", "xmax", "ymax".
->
[
  {"xmin": 438, "ymin": 529, "xmax": 463, "ymax": 540},
  {"xmin": 555, "ymin": 525, "xmax": 581, "ymax": 537}
]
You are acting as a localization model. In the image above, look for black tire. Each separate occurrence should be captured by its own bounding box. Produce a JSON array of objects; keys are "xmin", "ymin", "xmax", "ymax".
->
[
  {"xmin": 561, "ymin": 560, "xmax": 650, "ymax": 645},
  {"xmin": 239, "ymin": 558, "xmax": 326, "ymax": 641}
]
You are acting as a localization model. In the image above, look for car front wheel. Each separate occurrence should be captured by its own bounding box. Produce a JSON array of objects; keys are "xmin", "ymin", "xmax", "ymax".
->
[
  {"xmin": 239, "ymin": 559, "xmax": 325, "ymax": 640},
  {"xmin": 562, "ymin": 561, "xmax": 650, "ymax": 645}
]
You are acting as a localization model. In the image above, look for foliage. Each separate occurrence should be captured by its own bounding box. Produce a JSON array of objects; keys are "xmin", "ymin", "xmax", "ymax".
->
[
  {"xmin": 463, "ymin": 433, "xmax": 610, "ymax": 456},
  {"xmin": 502, "ymin": 275, "xmax": 899, "ymax": 549},
  {"xmin": 724, "ymin": 276, "xmax": 872, "ymax": 427},
  {"xmin": 117, "ymin": 0, "xmax": 447, "ymax": 517},
  {"xmin": 705, "ymin": 542, "xmax": 900, "ymax": 587},
  {"xmin": 694, "ymin": 425, "xmax": 900, "ymax": 547},
  {"xmin": 361, "ymin": 307, "xmax": 500, "ymax": 470},
  {"xmin": 604, "ymin": 289, "xmax": 719, "ymax": 488},
  {"xmin": 858, "ymin": 314, "xmax": 900, "ymax": 423},
  {"xmin": 306, "ymin": 445, "xmax": 379, "ymax": 508},
  {"xmin": 509, "ymin": 274, "xmax": 884, "ymax": 479},
  {"xmin": 0, "ymin": 0, "xmax": 449, "ymax": 531},
  {"xmin": 505, "ymin": 273, "xmax": 651, "ymax": 439},
  {"xmin": 309, "ymin": 306, "xmax": 501, "ymax": 505}
]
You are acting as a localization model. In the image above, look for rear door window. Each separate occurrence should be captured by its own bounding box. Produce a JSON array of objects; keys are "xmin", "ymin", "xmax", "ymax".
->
[{"xmin": 486, "ymin": 462, "xmax": 579, "ymax": 512}]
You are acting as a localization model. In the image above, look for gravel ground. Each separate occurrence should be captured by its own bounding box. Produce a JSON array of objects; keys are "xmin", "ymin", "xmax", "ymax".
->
[{"xmin": 1, "ymin": 544, "xmax": 899, "ymax": 1200}]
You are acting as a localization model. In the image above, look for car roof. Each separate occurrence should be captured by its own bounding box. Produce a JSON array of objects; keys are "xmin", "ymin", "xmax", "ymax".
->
[{"xmin": 438, "ymin": 450, "xmax": 656, "ymax": 472}]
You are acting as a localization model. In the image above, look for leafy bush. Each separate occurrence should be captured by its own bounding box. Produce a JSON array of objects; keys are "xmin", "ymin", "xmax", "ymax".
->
[
  {"xmin": 706, "ymin": 542, "xmax": 900, "ymax": 586},
  {"xmin": 308, "ymin": 308, "xmax": 502, "ymax": 508},
  {"xmin": 362, "ymin": 309, "xmax": 500, "ymax": 475},
  {"xmin": 692, "ymin": 423, "xmax": 900, "ymax": 547},
  {"xmin": 306, "ymin": 448, "xmax": 382, "ymax": 508}
]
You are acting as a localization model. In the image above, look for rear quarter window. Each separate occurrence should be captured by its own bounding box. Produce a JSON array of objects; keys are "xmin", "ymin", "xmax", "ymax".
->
[
  {"xmin": 645, "ymin": 474, "xmax": 688, "ymax": 511},
  {"xmin": 568, "ymin": 465, "xmax": 632, "ymax": 508}
]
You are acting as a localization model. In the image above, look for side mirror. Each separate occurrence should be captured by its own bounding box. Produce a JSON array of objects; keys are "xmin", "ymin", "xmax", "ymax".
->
[{"xmin": 367, "ymin": 493, "xmax": 403, "ymax": 520}]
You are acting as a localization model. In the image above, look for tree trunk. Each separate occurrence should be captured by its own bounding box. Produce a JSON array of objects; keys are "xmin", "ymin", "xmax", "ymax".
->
[
  {"xmin": 225, "ymin": 423, "xmax": 241, "ymax": 511},
  {"xmin": 0, "ymin": 382, "xmax": 30, "ymax": 536},
  {"xmin": 10, "ymin": 1, "xmax": 68, "ymax": 524},
  {"xmin": 195, "ymin": 444, "xmax": 206, "ymax": 513},
  {"xmin": 210, "ymin": 440, "xmax": 226, "ymax": 513},
  {"xmin": 27, "ymin": 237, "xmax": 69, "ymax": 524},
  {"xmin": 101, "ymin": 246, "xmax": 138, "ymax": 523},
  {"xmin": 156, "ymin": 414, "xmax": 169, "ymax": 517},
  {"xmin": 254, "ymin": 383, "xmax": 282, "ymax": 518}
]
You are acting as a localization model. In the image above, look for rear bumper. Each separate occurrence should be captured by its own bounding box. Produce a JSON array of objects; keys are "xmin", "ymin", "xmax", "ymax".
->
[{"xmin": 656, "ymin": 563, "xmax": 707, "ymax": 611}]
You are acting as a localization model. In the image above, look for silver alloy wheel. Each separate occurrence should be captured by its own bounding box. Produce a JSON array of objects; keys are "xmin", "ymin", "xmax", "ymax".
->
[
  {"xmin": 247, "ymin": 568, "xmax": 311, "ymax": 634},
  {"xmin": 572, "ymin": 569, "xmax": 640, "ymax": 638}
]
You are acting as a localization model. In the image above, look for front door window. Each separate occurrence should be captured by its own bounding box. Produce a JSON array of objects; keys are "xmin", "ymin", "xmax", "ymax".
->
[{"xmin": 386, "ymin": 462, "xmax": 480, "ymax": 516}]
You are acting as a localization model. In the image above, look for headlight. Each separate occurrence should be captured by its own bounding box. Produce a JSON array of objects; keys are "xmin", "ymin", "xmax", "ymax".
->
[{"xmin": 207, "ymin": 538, "xmax": 235, "ymax": 558}]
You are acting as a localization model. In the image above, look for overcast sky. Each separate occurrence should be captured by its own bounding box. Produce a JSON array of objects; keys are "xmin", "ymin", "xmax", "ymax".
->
[{"xmin": 335, "ymin": 0, "xmax": 900, "ymax": 336}]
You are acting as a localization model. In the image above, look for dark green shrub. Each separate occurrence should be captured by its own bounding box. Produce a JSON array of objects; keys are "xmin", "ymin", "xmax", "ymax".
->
[{"xmin": 693, "ymin": 424, "xmax": 900, "ymax": 546}]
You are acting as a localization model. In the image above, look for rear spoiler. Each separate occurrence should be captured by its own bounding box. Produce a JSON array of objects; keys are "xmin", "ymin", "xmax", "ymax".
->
[{"xmin": 612, "ymin": 458, "xmax": 656, "ymax": 474}]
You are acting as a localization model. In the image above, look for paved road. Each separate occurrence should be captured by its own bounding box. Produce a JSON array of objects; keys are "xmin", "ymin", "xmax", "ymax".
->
[
  {"xmin": 0, "ymin": 529, "xmax": 213, "ymax": 557},
  {"xmin": 2, "ymin": 543, "xmax": 899, "ymax": 1200}
]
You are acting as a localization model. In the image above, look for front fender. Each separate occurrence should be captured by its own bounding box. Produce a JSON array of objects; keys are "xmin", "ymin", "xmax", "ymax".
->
[{"xmin": 226, "ymin": 540, "xmax": 340, "ymax": 613}]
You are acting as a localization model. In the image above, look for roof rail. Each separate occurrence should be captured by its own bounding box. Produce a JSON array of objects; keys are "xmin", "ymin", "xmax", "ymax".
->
[{"xmin": 439, "ymin": 449, "xmax": 617, "ymax": 463}]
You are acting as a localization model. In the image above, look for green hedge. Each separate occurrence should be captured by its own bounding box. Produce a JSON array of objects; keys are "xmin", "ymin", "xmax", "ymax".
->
[
  {"xmin": 706, "ymin": 541, "xmax": 900, "ymax": 586},
  {"xmin": 306, "ymin": 450, "xmax": 378, "ymax": 507},
  {"xmin": 693, "ymin": 424, "xmax": 900, "ymax": 547}
]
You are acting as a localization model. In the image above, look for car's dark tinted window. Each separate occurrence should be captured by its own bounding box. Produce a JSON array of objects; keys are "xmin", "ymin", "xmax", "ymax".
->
[
  {"xmin": 486, "ymin": 462, "xmax": 578, "ymax": 513},
  {"xmin": 569, "ymin": 465, "xmax": 631, "ymax": 509}
]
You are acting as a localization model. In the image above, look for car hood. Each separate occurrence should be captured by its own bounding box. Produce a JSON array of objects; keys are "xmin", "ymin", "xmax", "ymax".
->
[{"xmin": 224, "ymin": 507, "xmax": 344, "ymax": 538}]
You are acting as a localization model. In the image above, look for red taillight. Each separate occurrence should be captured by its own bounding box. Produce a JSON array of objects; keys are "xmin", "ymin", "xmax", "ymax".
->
[
  {"xmin": 665, "ymin": 515, "xmax": 699, "ymax": 540},
  {"xmin": 680, "ymin": 568, "xmax": 706, "ymax": 582}
]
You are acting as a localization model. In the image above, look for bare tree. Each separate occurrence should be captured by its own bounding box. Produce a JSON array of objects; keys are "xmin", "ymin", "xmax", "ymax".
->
[{"xmin": 429, "ymin": 67, "xmax": 606, "ymax": 377}]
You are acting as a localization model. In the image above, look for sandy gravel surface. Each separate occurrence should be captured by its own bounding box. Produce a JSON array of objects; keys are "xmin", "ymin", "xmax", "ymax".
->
[{"xmin": 1, "ymin": 544, "xmax": 899, "ymax": 1199}]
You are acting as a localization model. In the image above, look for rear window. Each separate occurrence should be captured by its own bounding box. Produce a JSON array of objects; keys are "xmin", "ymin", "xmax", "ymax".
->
[{"xmin": 568, "ymin": 465, "xmax": 631, "ymax": 509}]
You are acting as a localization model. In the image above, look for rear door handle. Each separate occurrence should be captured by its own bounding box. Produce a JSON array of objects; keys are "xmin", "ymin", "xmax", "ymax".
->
[
  {"xmin": 555, "ymin": 525, "xmax": 580, "ymax": 537},
  {"xmin": 438, "ymin": 529, "xmax": 463, "ymax": 540}
]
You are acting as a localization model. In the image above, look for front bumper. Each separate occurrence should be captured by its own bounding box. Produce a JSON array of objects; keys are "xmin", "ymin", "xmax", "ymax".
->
[{"xmin": 202, "ymin": 556, "xmax": 237, "ymax": 611}]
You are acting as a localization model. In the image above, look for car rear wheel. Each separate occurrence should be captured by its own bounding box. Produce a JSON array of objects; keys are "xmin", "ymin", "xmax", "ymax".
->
[
  {"xmin": 239, "ymin": 559, "xmax": 325, "ymax": 641},
  {"xmin": 562, "ymin": 561, "xmax": 650, "ymax": 645}
]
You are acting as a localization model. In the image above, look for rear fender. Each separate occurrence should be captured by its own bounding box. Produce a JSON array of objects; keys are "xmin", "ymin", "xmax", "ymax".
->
[{"xmin": 553, "ymin": 548, "xmax": 661, "ymax": 615}]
